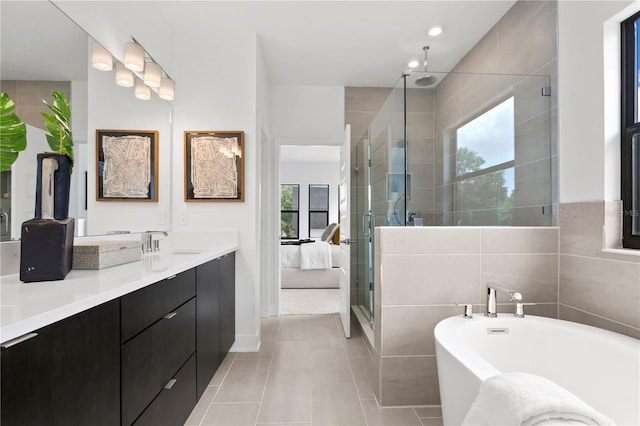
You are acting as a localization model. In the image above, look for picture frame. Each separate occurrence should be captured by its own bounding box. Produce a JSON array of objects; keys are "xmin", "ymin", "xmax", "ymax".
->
[
  {"xmin": 184, "ymin": 130, "xmax": 245, "ymax": 202},
  {"xmin": 96, "ymin": 129, "xmax": 159, "ymax": 202}
]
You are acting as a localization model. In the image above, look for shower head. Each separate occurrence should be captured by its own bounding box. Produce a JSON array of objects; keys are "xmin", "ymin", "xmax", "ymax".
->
[
  {"xmin": 415, "ymin": 74, "xmax": 437, "ymax": 86},
  {"xmin": 415, "ymin": 45, "xmax": 437, "ymax": 87}
]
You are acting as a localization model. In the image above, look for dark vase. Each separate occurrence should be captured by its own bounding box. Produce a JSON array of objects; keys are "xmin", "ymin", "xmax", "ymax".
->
[
  {"xmin": 34, "ymin": 153, "xmax": 72, "ymax": 220},
  {"xmin": 20, "ymin": 152, "xmax": 74, "ymax": 282}
]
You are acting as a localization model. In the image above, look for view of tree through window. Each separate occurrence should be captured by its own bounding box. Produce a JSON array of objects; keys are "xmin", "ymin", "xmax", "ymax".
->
[
  {"xmin": 455, "ymin": 97, "xmax": 515, "ymax": 225},
  {"xmin": 281, "ymin": 184, "xmax": 299, "ymax": 239}
]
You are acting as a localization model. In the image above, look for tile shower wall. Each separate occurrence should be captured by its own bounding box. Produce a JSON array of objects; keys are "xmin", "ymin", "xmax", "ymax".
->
[
  {"xmin": 345, "ymin": 87, "xmax": 392, "ymax": 306},
  {"xmin": 0, "ymin": 80, "xmax": 71, "ymax": 130},
  {"xmin": 434, "ymin": 0, "xmax": 558, "ymax": 227},
  {"xmin": 406, "ymin": 89, "xmax": 436, "ymax": 226},
  {"xmin": 558, "ymin": 202, "xmax": 640, "ymax": 339},
  {"xmin": 373, "ymin": 226, "xmax": 559, "ymax": 406}
]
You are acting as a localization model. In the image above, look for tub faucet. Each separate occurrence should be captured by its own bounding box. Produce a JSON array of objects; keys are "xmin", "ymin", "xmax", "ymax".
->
[{"xmin": 486, "ymin": 283, "xmax": 522, "ymax": 317}]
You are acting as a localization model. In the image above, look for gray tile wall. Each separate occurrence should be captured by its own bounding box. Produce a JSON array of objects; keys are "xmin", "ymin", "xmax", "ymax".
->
[
  {"xmin": 0, "ymin": 80, "xmax": 71, "ymax": 131},
  {"xmin": 345, "ymin": 87, "xmax": 392, "ymax": 308},
  {"xmin": 373, "ymin": 226, "xmax": 559, "ymax": 406},
  {"xmin": 434, "ymin": 0, "xmax": 558, "ymax": 227},
  {"xmin": 558, "ymin": 202, "xmax": 640, "ymax": 339}
]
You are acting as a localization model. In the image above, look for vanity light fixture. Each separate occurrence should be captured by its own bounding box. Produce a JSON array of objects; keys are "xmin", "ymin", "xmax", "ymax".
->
[
  {"xmin": 408, "ymin": 59, "xmax": 420, "ymax": 68},
  {"xmin": 143, "ymin": 62, "xmax": 162, "ymax": 88},
  {"xmin": 115, "ymin": 62, "xmax": 134, "ymax": 87},
  {"xmin": 124, "ymin": 41, "xmax": 145, "ymax": 72},
  {"xmin": 134, "ymin": 78, "xmax": 151, "ymax": 100},
  {"xmin": 427, "ymin": 25, "xmax": 443, "ymax": 37},
  {"xmin": 159, "ymin": 78, "xmax": 175, "ymax": 101},
  {"xmin": 91, "ymin": 42, "xmax": 113, "ymax": 71}
]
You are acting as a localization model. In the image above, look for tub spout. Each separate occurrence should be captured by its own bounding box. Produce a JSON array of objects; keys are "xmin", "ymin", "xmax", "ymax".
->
[{"xmin": 486, "ymin": 283, "xmax": 523, "ymax": 317}]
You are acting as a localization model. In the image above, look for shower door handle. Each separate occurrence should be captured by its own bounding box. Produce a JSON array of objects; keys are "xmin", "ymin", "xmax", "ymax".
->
[
  {"xmin": 362, "ymin": 213, "xmax": 375, "ymax": 237},
  {"xmin": 0, "ymin": 210, "xmax": 8, "ymax": 236}
]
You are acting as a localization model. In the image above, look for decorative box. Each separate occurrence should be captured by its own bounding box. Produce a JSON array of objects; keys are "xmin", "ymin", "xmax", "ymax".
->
[{"xmin": 73, "ymin": 240, "xmax": 141, "ymax": 270}]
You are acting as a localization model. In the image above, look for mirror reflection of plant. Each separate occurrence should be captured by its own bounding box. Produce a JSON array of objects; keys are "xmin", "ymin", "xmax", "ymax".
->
[
  {"xmin": 0, "ymin": 92, "xmax": 27, "ymax": 172},
  {"xmin": 41, "ymin": 91, "xmax": 73, "ymax": 172}
]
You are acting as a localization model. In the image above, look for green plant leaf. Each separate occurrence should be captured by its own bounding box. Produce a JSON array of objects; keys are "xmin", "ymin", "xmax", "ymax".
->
[
  {"xmin": 0, "ymin": 92, "xmax": 27, "ymax": 171},
  {"xmin": 41, "ymin": 90, "xmax": 73, "ymax": 171}
]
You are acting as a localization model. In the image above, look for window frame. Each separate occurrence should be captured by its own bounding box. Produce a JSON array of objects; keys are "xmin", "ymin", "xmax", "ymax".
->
[
  {"xmin": 280, "ymin": 183, "xmax": 300, "ymax": 240},
  {"xmin": 621, "ymin": 11, "xmax": 640, "ymax": 249},
  {"xmin": 308, "ymin": 184, "xmax": 329, "ymax": 238}
]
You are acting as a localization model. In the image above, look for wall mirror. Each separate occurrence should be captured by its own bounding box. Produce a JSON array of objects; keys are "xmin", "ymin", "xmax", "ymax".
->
[{"xmin": 0, "ymin": 1, "xmax": 172, "ymax": 241}]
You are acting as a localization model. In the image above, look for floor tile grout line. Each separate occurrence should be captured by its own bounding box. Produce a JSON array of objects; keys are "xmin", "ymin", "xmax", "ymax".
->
[
  {"xmin": 197, "ymin": 353, "xmax": 236, "ymax": 426},
  {"xmin": 338, "ymin": 315, "xmax": 371, "ymax": 426},
  {"xmin": 254, "ymin": 318, "xmax": 281, "ymax": 426}
]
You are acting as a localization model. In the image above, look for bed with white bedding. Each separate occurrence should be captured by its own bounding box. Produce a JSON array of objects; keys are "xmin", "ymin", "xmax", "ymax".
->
[{"xmin": 280, "ymin": 241, "xmax": 341, "ymax": 289}]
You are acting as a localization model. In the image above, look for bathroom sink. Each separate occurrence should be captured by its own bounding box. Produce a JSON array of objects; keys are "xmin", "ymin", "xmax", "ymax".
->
[{"xmin": 171, "ymin": 249, "xmax": 202, "ymax": 254}]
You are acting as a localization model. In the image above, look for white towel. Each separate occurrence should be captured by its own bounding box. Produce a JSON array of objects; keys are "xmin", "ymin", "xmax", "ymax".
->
[
  {"xmin": 462, "ymin": 373, "xmax": 615, "ymax": 426},
  {"xmin": 299, "ymin": 241, "xmax": 332, "ymax": 270}
]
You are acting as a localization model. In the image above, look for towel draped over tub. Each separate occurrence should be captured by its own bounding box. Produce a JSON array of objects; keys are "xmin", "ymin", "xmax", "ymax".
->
[{"xmin": 462, "ymin": 372, "xmax": 614, "ymax": 426}]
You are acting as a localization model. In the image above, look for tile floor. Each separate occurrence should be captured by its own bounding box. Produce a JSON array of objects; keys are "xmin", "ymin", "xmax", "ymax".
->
[
  {"xmin": 279, "ymin": 289, "xmax": 340, "ymax": 315},
  {"xmin": 185, "ymin": 314, "xmax": 443, "ymax": 426}
]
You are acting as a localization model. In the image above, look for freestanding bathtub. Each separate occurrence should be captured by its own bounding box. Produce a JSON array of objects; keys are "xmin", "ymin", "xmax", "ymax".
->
[{"xmin": 434, "ymin": 314, "xmax": 640, "ymax": 426}]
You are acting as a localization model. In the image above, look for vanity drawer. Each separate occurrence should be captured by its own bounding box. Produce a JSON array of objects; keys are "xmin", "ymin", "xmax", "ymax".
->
[
  {"xmin": 121, "ymin": 298, "xmax": 196, "ymax": 426},
  {"xmin": 133, "ymin": 353, "xmax": 197, "ymax": 426},
  {"xmin": 121, "ymin": 268, "xmax": 196, "ymax": 343}
]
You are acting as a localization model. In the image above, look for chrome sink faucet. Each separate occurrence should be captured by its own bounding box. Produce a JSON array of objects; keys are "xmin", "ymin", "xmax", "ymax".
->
[
  {"xmin": 485, "ymin": 283, "xmax": 523, "ymax": 317},
  {"xmin": 142, "ymin": 230, "xmax": 168, "ymax": 253}
]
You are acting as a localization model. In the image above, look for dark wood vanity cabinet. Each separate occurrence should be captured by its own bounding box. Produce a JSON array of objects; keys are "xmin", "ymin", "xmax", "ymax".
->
[
  {"xmin": 195, "ymin": 252, "xmax": 236, "ymax": 399},
  {"xmin": 220, "ymin": 252, "xmax": 236, "ymax": 356},
  {"xmin": 0, "ymin": 299, "xmax": 120, "ymax": 426},
  {"xmin": 1, "ymin": 251, "xmax": 236, "ymax": 426}
]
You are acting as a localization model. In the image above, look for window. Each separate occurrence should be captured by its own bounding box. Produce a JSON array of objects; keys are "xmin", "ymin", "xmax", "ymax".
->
[
  {"xmin": 309, "ymin": 184, "xmax": 329, "ymax": 238},
  {"xmin": 453, "ymin": 97, "xmax": 515, "ymax": 225},
  {"xmin": 281, "ymin": 184, "xmax": 299, "ymax": 239},
  {"xmin": 622, "ymin": 12, "xmax": 640, "ymax": 249}
]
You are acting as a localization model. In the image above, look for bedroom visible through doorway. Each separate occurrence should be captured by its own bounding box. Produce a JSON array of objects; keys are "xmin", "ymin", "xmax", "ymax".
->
[{"xmin": 279, "ymin": 145, "xmax": 341, "ymax": 315}]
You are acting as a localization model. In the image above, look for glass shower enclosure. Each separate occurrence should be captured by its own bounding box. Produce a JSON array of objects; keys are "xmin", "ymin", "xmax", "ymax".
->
[{"xmin": 351, "ymin": 70, "xmax": 554, "ymax": 326}]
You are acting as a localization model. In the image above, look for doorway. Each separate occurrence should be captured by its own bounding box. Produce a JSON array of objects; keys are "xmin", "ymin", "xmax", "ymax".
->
[{"xmin": 278, "ymin": 145, "xmax": 341, "ymax": 315}]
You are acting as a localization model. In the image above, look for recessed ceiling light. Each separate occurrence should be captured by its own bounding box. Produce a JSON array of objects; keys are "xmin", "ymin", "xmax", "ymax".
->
[
  {"xmin": 428, "ymin": 25, "xmax": 443, "ymax": 37},
  {"xmin": 408, "ymin": 59, "xmax": 420, "ymax": 68}
]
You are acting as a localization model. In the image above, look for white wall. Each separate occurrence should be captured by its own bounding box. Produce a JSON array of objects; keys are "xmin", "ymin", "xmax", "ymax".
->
[
  {"xmin": 557, "ymin": 0, "xmax": 636, "ymax": 203},
  {"xmin": 270, "ymin": 85, "xmax": 345, "ymax": 145},
  {"xmin": 280, "ymin": 156, "xmax": 340, "ymax": 239},
  {"xmin": 169, "ymin": 31, "xmax": 262, "ymax": 350},
  {"xmin": 62, "ymin": 0, "xmax": 268, "ymax": 348},
  {"xmin": 86, "ymin": 60, "xmax": 172, "ymax": 235}
]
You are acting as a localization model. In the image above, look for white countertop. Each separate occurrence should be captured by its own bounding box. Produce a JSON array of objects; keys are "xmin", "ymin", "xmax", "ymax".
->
[{"xmin": 0, "ymin": 235, "xmax": 238, "ymax": 345}]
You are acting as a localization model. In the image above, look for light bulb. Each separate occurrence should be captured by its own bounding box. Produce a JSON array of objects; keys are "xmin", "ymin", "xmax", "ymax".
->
[
  {"xmin": 134, "ymin": 78, "xmax": 151, "ymax": 100},
  {"xmin": 115, "ymin": 62, "xmax": 134, "ymax": 87},
  {"xmin": 124, "ymin": 42, "xmax": 145, "ymax": 72},
  {"xmin": 159, "ymin": 78, "xmax": 175, "ymax": 101},
  {"xmin": 91, "ymin": 42, "xmax": 112, "ymax": 71},
  {"xmin": 428, "ymin": 25, "xmax": 443, "ymax": 37},
  {"xmin": 144, "ymin": 62, "xmax": 162, "ymax": 88}
]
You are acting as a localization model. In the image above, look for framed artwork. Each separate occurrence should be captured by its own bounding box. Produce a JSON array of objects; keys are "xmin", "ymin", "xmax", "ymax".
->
[
  {"xmin": 96, "ymin": 129, "xmax": 158, "ymax": 202},
  {"xmin": 184, "ymin": 130, "xmax": 244, "ymax": 202}
]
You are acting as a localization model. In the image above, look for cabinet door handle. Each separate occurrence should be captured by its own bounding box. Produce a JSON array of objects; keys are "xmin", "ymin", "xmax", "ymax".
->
[
  {"xmin": 1, "ymin": 332, "xmax": 38, "ymax": 349},
  {"xmin": 166, "ymin": 274, "xmax": 177, "ymax": 280},
  {"xmin": 164, "ymin": 379, "xmax": 177, "ymax": 390},
  {"xmin": 163, "ymin": 312, "xmax": 177, "ymax": 320}
]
